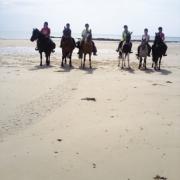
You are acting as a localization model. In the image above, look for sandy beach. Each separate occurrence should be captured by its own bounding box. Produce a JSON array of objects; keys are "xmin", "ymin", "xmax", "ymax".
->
[{"xmin": 0, "ymin": 39, "xmax": 180, "ymax": 180}]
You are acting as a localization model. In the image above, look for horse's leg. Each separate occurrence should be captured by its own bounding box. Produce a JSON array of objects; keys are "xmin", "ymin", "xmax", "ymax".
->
[
  {"xmin": 159, "ymin": 57, "xmax": 162, "ymax": 70},
  {"xmin": 81, "ymin": 57, "xmax": 83, "ymax": 68},
  {"xmin": 144, "ymin": 57, "xmax": 147, "ymax": 69},
  {"xmin": 124, "ymin": 54, "xmax": 126, "ymax": 68},
  {"xmin": 46, "ymin": 52, "xmax": 50, "ymax": 66},
  {"xmin": 89, "ymin": 53, "xmax": 92, "ymax": 69},
  {"xmin": 69, "ymin": 53, "xmax": 72, "ymax": 67},
  {"xmin": 121, "ymin": 53, "xmax": 124, "ymax": 69},
  {"xmin": 48, "ymin": 54, "xmax": 50, "ymax": 66},
  {"xmin": 83, "ymin": 54, "xmax": 86, "ymax": 69},
  {"xmin": 61, "ymin": 54, "xmax": 64, "ymax": 67},
  {"xmin": 40, "ymin": 52, "xmax": 42, "ymax": 66},
  {"xmin": 154, "ymin": 60, "xmax": 157, "ymax": 70},
  {"xmin": 65, "ymin": 56, "xmax": 67, "ymax": 65},
  {"xmin": 127, "ymin": 53, "xmax": 130, "ymax": 68},
  {"xmin": 45, "ymin": 52, "xmax": 48, "ymax": 66},
  {"xmin": 139, "ymin": 57, "xmax": 142, "ymax": 69}
]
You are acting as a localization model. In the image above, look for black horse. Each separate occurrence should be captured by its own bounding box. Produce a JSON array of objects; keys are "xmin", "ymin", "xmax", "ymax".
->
[
  {"xmin": 152, "ymin": 34, "xmax": 164, "ymax": 70},
  {"xmin": 30, "ymin": 29, "xmax": 56, "ymax": 66}
]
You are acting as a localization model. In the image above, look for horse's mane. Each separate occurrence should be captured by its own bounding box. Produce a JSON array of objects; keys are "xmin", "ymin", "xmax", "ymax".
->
[{"xmin": 154, "ymin": 33, "xmax": 163, "ymax": 45}]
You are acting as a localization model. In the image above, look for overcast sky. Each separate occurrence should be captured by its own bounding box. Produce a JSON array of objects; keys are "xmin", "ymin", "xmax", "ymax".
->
[{"xmin": 0, "ymin": 0, "xmax": 179, "ymax": 37}]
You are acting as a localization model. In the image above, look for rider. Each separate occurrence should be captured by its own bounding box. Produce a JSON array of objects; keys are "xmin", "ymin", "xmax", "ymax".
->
[
  {"xmin": 136, "ymin": 28, "xmax": 151, "ymax": 58},
  {"xmin": 41, "ymin": 21, "xmax": 51, "ymax": 38},
  {"xmin": 156, "ymin": 27, "xmax": 167, "ymax": 56},
  {"xmin": 79, "ymin": 23, "xmax": 97, "ymax": 55},
  {"xmin": 36, "ymin": 22, "xmax": 55, "ymax": 52},
  {"xmin": 116, "ymin": 25, "xmax": 132, "ymax": 53},
  {"xmin": 60, "ymin": 23, "xmax": 75, "ymax": 47}
]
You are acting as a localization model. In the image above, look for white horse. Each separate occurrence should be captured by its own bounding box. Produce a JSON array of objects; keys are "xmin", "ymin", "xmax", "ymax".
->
[
  {"xmin": 118, "ymin": 33, "xmax": 132, "ymax": 69},
  {"xmin": 138, "ymin": 39, "xmax": 149, "ymax": 70}
]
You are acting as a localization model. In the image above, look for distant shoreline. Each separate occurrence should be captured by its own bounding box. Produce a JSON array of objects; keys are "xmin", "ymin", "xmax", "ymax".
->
[{"xmin": 0, "ymin": 37, "xmax": 180, "ymax": 43}]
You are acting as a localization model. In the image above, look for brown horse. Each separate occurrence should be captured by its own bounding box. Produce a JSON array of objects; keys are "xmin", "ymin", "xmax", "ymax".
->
[
  {"xmin": 80, "ymin": 34, "xmax": 93, "ymax": 69},
  {"xmin": 60, "ymin": 37, "xmax": 76, "ymax": 67}
]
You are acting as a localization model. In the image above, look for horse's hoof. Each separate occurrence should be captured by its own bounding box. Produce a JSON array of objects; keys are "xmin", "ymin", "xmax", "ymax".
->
[
  {"xmin": 61, "ymin": 63, "xmax": 64, "ymax": 67},
  {"xmin": 90, "ymin": 66, "xmax": 92, "ymax": 69},
  {"xmin": 40, "ymin": 64, "xmax": 42, "ymax": 66}
]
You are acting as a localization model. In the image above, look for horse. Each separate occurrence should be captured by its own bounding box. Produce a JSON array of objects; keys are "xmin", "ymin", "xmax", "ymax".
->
[
  {"xmin": 78, "ymin": 34, "xmax": 93, "ymax": 69},
  {"xmin": 152, "ymin": 34, "xmax": 164, "ymax": 70},
  {"xmin": 60, "ymin": 37, "xmax": 76, "ymax": 67},
  {"xmin": 30, "ymin": 28, "xmax": 56, "ymax": 66},
  {"xmin": 138, "ymin": 39, "xmax": 148, "ymax": 70},
  {"xmin": 118, "ymin": 33, "xmax": 132, "ymax": 69}
]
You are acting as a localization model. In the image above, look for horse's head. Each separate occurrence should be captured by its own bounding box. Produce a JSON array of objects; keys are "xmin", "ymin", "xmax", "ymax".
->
[
  {"xmin": 85, "ymin": 31, "xmax": 92, "ymax": 42},
  {"xmin": 154, "ymin": 33, "xmax": 162, "ymax": 45},
  {"xmin": 30, "ymin": 28, "xmax": 40, "ymax": 41}
]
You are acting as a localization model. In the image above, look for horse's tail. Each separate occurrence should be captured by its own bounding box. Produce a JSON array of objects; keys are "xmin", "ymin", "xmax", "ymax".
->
[{"xmin": 51, "ymin": 41, "xmax": 56, "ymax": 49}]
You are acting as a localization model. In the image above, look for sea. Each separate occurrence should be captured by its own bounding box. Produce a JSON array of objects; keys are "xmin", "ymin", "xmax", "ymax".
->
[{"xmin": 0, "ymin": 30, "xmax": 180, "ymax": 42}]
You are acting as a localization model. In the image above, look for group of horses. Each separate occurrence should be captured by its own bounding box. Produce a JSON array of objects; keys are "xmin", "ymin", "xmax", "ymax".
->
[
  {"xmin": 30, "ymin": 28, "xmax": 165, "ymax": 70},
  {"xmin": 117, "ymin": 32, "xmax": 165, "ymax": 70}
]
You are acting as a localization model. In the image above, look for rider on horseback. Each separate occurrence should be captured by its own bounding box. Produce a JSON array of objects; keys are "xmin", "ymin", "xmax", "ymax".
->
[
  {"xmin": 60, "ymin": 23, "xmax": 75, "ymax": 47},
  {"xmin": 41, "ymin": 22, "xmax": 50, "ymax": 38},
  {"xmin": 136, "ymin": 28, "xmax": 151, "ymax": 58},
  {"xmin": 36, "ymin": 22, "xmax": 55, "ymax": 52},
  {"xmin": 79, "ymin": 23, "xmax": 97, "ymax": 55},
  {"xmin": 156, "ymin": 27, "xmax": 167, "ymax": 56},
  {"xmin": 116, "ymin": 25, "xmax": 133, "ymax": 53}
]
